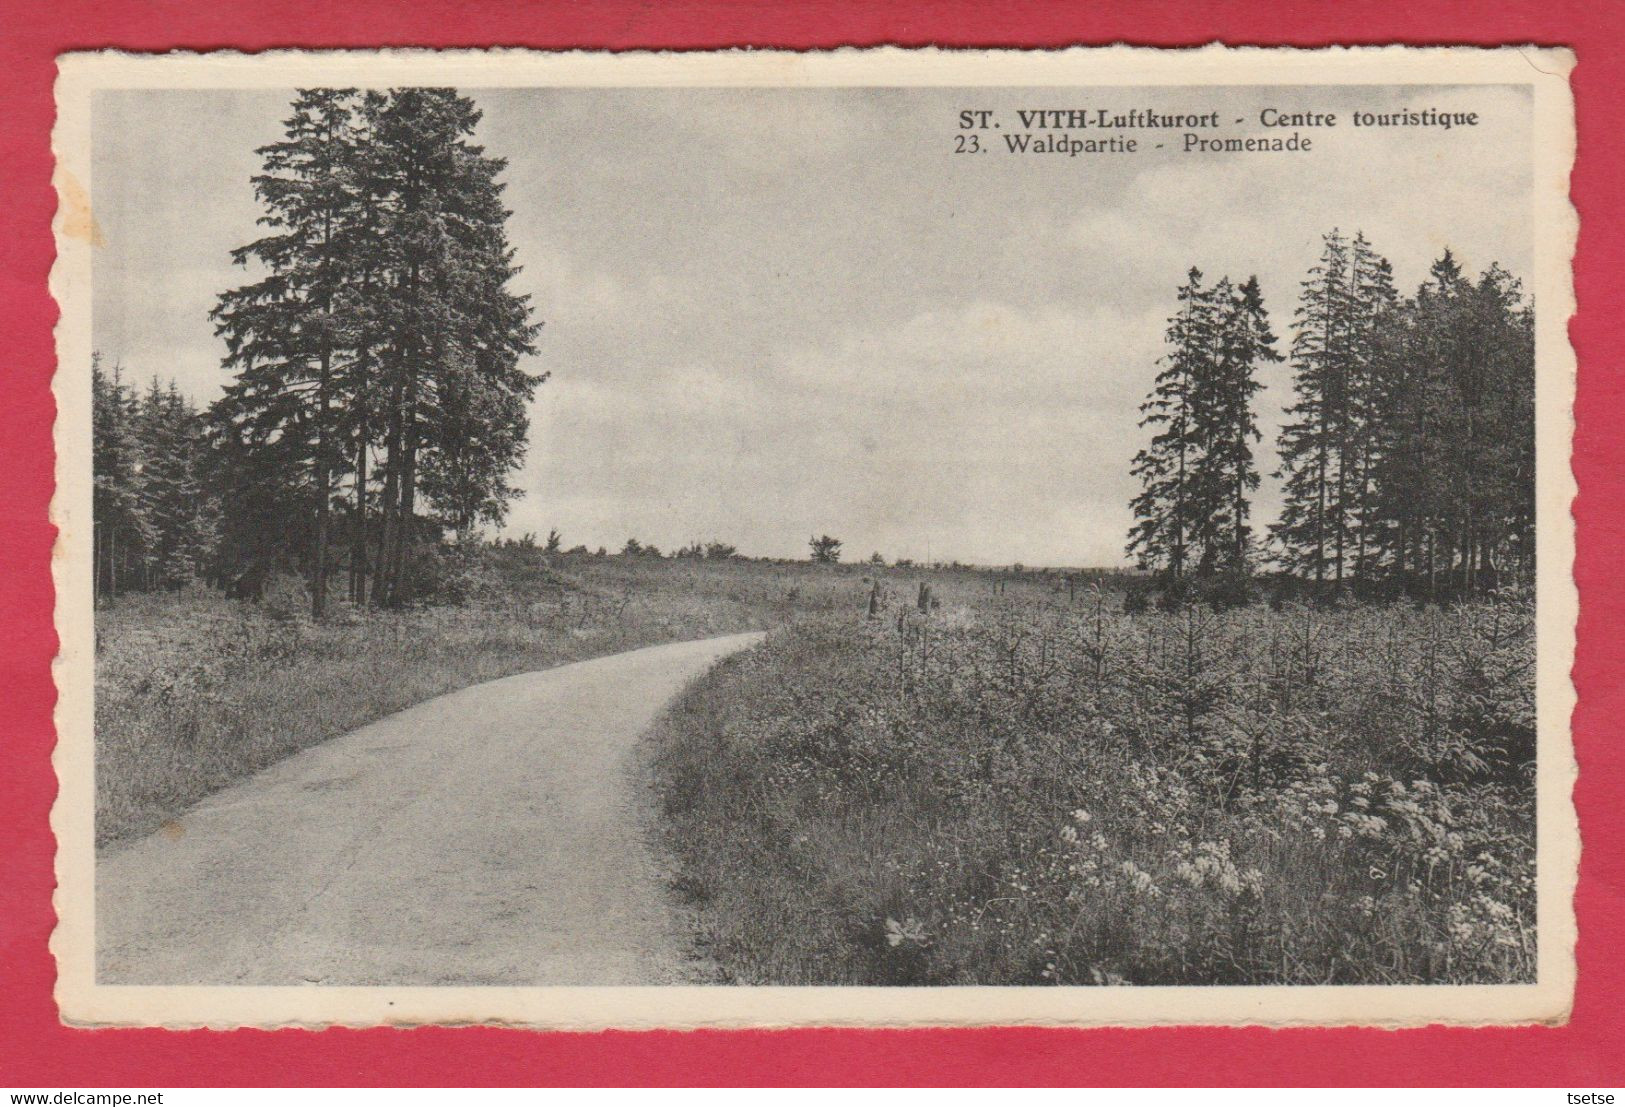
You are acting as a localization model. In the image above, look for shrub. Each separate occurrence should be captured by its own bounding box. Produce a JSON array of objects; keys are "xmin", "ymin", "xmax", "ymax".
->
[{"xmin": 809, "ymin": 535, "xmax": 843, "ymax": 563}]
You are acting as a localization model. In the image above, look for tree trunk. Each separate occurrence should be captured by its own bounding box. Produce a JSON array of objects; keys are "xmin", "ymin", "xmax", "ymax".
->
[
  {"xmin": 1315, "ymin": 441, "xmax": 1327, "ymax": 585},
  {"xmin": 312, "ymin": 347, "xmax": 331, "ymax": 619},
  {"xmin": 311, "ymin": 179, "xmax": 338, "ymax": 620},
  {"xmin": 1173, "ymin": 436, "xmax": 1186, "ymax": 581},
  {"xmin": 351, "ymin": 429, "xmax": 368, "ymax": 604},
  {"xmin": 1396, "ymin": 516, "xmax": 1409, "ymax": 590},
  {"xmin": 393, "ymin": 371, "xmax": 420, "ymax": 606},
  {"xmin": 1354, "ymin": 444, "xmax": 1371, "ymax": 584},
  {"xmin": 374, "ymin": 359, "xmax": 405, "ymax": 608},
  {"xmin": 1334, "ymin": 437, "xmax": 1346, "ymax": 586},
  {"xmin": 1234, "ymin": 471, "xmax": 1247, "ymax": 574}
]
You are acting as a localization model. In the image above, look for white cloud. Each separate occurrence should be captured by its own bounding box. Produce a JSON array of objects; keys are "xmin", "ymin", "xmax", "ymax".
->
[{"xmin": 773, "ymin": 299, "xmax": 1163, "ymax": 413}]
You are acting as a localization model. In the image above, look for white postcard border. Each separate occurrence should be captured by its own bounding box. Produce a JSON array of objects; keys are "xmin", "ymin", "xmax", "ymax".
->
[{"xmin": 50, "ymin": 45, "xmax": 1579, "ymax": 1029}]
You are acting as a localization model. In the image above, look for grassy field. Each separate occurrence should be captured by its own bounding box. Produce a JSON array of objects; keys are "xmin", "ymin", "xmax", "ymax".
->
[
  {"xmin": 648, "ymin": 587, "xmax": 1537, "ymax": 986},
  {"xmin": 93, "ymin": 549, "xmax": 1071, "ymax": 846}
]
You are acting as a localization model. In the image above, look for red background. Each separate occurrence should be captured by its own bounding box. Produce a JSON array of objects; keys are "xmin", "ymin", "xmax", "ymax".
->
[{"xmin": 1, "ymin": 0, "xmax": 1618, "ymax": 1087}]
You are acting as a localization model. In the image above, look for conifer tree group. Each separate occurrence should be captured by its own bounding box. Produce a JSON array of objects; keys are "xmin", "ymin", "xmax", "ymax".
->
[
  {"xmin": 92, "ymin": 87, "xmax": 543, "ymax": 615},
  {"xmin": 212, "ymin": 87, "xmax": 542, "ymax": 613},
  {"xmin": 92, "ymin": 356, "xmax": 220, "ymax": 598},
  {"xmin": 1128, "ymin": 268, "xmax": 1281, "ymax": 581},
  {"xmin": 1128, "ymin": 228, "xmax": 1536, "ymax": 598}
]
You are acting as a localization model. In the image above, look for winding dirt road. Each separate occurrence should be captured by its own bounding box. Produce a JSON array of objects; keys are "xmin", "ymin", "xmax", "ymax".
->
[{"xmin": 96, "ymin": 632, "xmax": 763, "ymax": 986}]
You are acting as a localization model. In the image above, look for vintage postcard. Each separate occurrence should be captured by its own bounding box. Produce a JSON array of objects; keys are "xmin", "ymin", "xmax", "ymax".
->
[{"xmin": 51, "ymin": 46, "xmax": 1577, "ymax": 1029}]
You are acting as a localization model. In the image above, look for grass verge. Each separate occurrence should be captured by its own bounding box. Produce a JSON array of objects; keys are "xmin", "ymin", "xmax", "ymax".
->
[
  {"xmin": 95, "ymin": 557, "xmax": 789, "ymax": 846},
  {"xmin": 648, "ymin": 594, "xmax": 1537, "ymax": 985}
]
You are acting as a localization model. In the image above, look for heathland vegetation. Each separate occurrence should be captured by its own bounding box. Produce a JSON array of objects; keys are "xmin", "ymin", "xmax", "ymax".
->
[{"xmin": 651, "ymin": 591, "xmax": 1534, "ymax": 985}]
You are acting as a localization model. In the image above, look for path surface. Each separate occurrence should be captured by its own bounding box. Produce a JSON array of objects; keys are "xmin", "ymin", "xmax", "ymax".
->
[{"xmin": 96, "ymin": 632, "xmax": 764, "ymax": 986}]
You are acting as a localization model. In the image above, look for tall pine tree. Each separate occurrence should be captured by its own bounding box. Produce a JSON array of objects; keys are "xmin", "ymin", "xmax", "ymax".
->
[
  {"xmin": 358, "ymin": 88, "xmax": 542, "ymax": 605},
  {"xmin": 1129, "ymin": 268, "xmax": 1213, "ymax": 578},
  {"xmin": 1128, "ymin": 269, "xmax": 1277, "ymax": 582},
  {"xmin": 1193, "ymin": 275, "xmax": 1279, "ymax": 576},
  {"xmin": 1273, "ymin": 228, "xmax": 1357, "ymax": 586},
  {"xmin": 137, "ymin": 380, "xmax": 219, "ymax": 588},
  {"xmin": 213, "ymin": 88, "xmax": 363, "ymax": 615},
  {"xmin": 91, "ymin": 355, "xmax": 153, "ymax": 599},
  {"xmin": 1346, "ymin": 235, "xmax": 1400, "ymax": 582}
]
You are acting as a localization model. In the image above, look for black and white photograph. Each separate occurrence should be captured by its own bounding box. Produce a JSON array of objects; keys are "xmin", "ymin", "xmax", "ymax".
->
[{"xmin": 50, "ymin": 47, "xmax": 1577, "ymax": 1028}]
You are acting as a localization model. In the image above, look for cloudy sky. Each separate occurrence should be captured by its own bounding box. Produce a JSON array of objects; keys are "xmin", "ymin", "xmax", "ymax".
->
[{"xmin": 91, "ymin": 83, "xmax": 1532, "ymax": 566}]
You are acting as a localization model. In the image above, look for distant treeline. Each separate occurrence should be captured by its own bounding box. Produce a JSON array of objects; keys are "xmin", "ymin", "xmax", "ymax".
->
[
  {"xmin": 94, "ymin": 87, "xmax": 541, "ymax": 613},
  {"xmin": 1129, "ymin": 229, "xmax": 1534, "ymax": 598},
  {"xmin": 499, "ymin": 531, "xmax": 1138, "ymax": 579},
  {"xmin": 92, "ymin": 365, "xmax": 218, "ymax": 596}
]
